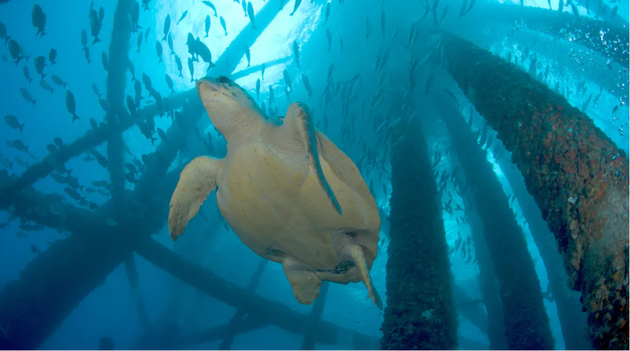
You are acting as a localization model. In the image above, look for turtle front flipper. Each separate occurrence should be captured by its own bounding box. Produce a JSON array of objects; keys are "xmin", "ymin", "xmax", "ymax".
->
[
  {"xmin": 285, "ymin": 102, "xmax": 342, "ymax": 215},
  {"xmin": 168, "ymin": 156, "xmax": 223, "ymax": 241},
  {"xmin": 282, "ymin": 256, "xmax": 322, "ymax": 305}
]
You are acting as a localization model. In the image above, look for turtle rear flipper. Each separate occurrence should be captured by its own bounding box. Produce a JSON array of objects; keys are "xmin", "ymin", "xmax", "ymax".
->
[
  {"xmin": 285, "ymin": 102, "xmax": 342, "ymax": 216},
  {"xmin": 282, "ymin": 256, "xmax": 322, "ymax": 305},
  {"xmin": 169, "ymin": 156, "xmax": 223, "ymax": 241}
]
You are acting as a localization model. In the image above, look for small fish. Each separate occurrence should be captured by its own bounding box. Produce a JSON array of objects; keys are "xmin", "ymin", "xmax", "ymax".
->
[
  {"xmin": 126, "ymin": 95, "xmax": 136, "ymax": 115},
  {"xmin": 245, "ymin": 46, "xmax": 251, "ymax": 67},
  {"xmin": 220, "ymin": 16, "xmax": 227, "ymax": 36},
  {"xmin": 20, "ymin": 88, "xmax": 37, "ymax": 107},
  {"xmin": 165, "ymin": 74, "xmax": 175, "ymax": 94},
  {"xmin": 290, "ymin": 0, "xmax": 302, "ymax": 16},
  {"xmin": 65, "ymin": 90, "xmax": 79, "ymax": 122},
  {"xmin": 39, "ymin": 80, "xmax": 55, "ymax": 94},
  {"xmin": 156, "ymin": 40, "xmax": 163, "ymax": 62},
  {"xmin": 202, "ymin": 1, "xmax": 219, "ymax": 17},
  {"xmin": 92, "ymin": 83, "xmax": 101, "ymax": 98},
  {"xmin": 283, "ymin": 69, "xmax": 292, "ymax": 91},
  {"xmin": 177, "ymin": 10, "xmax": 188, "ymax": 25},
  {"xmin": 23, "ymin": 66, "xmax": 33, "ymax": 84},
  {"xmin": 293, "ymin": 41, "xmax": 300, "ymax": 68},
  {"xmin": 163, "ymin": 15, "xmax": 171, "ymax": 41},
  {"xmin": 380, "ymin": 10, "xmax": 386, "ymax": 35},
  {"xmin": 204, "ymin": 15, "xmax": 211, "ymax": 37},
  {"xmin": 8, "ymin": 39, "xmax": 22, "ymax": 65},
  {"xmin": 84, "ymin": 46, "xmax": 92, "ymax": 64},
  {"xmin": 261, "ymin": 63, "xmax": 266, "ymax": 80},
  {"xmin": 49, "ymin": 48, "xmax": 57, "ymax": 66},
  {"xmin": 175, "ymin": 55, "xmax": 183, "ymax": 77},
  {"xmin": 4, "ymin": 115, "xmax": 24, "ymax": 133},
  {"xmin": 102, "ymin": 52, "xmax": 109, "ymax": 71},
  {"xmin": 144, "ymin": 27, "xmax": 151, "ymax": 41},
  {"xmin": 326, "ymin": 28, "xmax": 332, "ymax": 51},
  {"xmin": 302, "ymin": 74, "xmax": 312, "ymax": 97},
  {"xmin": 136, "ymin": 32, "xmax": 143, "ymax": 53},
  {"xmin": 32, "ymin": 4, "xmax": 47, "ymax": 37},
  {"xmin": 0, "ymin": 22, "xmax": 10, "ymax": 44},
  {"xmin": 89, "ymin": 9, "xmax": 101, "ymax": 44},
  {"xmin": 324, "ymin": 2, "xmax": 330, "ymax": 25},
  {"xmin": 34, "ymin": 56, "xmax": 47, "ymax": 80},
  {"xmin": 81, "ymin": 29, "xmax": 88, "ymax": 48},
  {"xmin": 188, "ymin": 57, "xmax": 195, "ymax": 82},
  {"xmin": 247, "ymin": 2, "xmax": 256, "ymax": 28}
]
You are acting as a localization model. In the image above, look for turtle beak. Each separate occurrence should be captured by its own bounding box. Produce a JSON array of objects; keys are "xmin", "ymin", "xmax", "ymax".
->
[{"xmin": 197, "ymin": 76, "xmax": 220, "ymax": 93}]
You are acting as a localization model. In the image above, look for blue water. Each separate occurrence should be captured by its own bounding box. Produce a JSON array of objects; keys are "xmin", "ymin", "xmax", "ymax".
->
[{"xmin": 0, "ymin": 0, "xmax": 628, "ymax": 349}]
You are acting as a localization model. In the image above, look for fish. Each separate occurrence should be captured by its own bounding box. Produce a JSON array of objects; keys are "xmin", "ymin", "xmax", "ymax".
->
[
  {"xmin": 135, "ymin": 32, "xmax": 143, "ymax": 53},
  {"xmin": 39, "ymin": 80, "xmax": 55, "ymax": 94},
  {"xmin": 302, "ymin": 74, "xmax": 312, "ymax": 97},
  {"xmin": 293, "ymin": 41, "xmax": 300, "ymax": 68},
  {"xmin": 177, "ymin": 10, "xmax": 188, "ymax": 25},
  {"xmin": 156, "ymin": 40, "xmax": 163, "ymax": 62},
  {"xmin": 261, "ymin": 63, "xmax": 266, "ymax": 80},
  {"xmin": 242, "ymin": 0, "xmax": 247, "ymax": 17},
  {"xmin": 126, "ymin": 95, "xmax": 136, "ymax": 115},
  {"xmin": 20, "ymin": 88, "xmax": 37, "ymax": 107},
  {"xmin": 175, "ymin": 55, "xmax": 183, "ymax": 77},
  {"xmin": 64, "ymin": 187, "xmax": 83, "ymax": 202},
  {"xmin": 165, "ymin": 74, "xmax": 175, "ymax": 94},
  {"xmin": 23, "ymin": 66, "xmax": 33, "ymax": 84},
  {"xmin": 381, "ymin": 10, "xmax": 386, "ymax": 35},
  {"xmin": 49, "ymin": 48, "xmax": 57, "ymax": 66},
  {"xmin": 65, "ymin": 90, "xmax": 79, "ymax": 122},
  {"xmin": 202, "ymin": 1, "xmax": 219, "ymax": 17},
  {"xmin": 162, "ymin": 15, "xmax": 171, "ymax": 41},
  {"xmin": 269, "ymin": 85, "xmax": 274, "ymax": 104},
  {"xmin": 99, "ymin": 99, "xmax": 111, "ymax": 113},
  {"xmin": 34, "ymin": 56, "xmax": 47, "ymax": 80},
  {"xmin": 101, "ymin": 52, "xmax": 109, "ymax": 71},
  {"xmin": 4, "ymin": 115, "xmax": 24, "ymax": 133},
  {"xmin": 188, "ymin": 57, "xmax": 195, "ymax": 82},
  {"xmin": 256, "ymin": 79, "xmax": 261, "ymax": 100},
  {"xmin": 204, "ymin": 15, "xmax": 211, "ymax": 37},
  {"xmin": 247, "ymin": 2, "xmax": 256, "ymax": 28},
  {"xmin": 142, "ymin": 0, "xmax": 153, "ymax": 11},
  {"xmin": 8, "ymin": 39, "xmax": 22, "ymax": 65},
  {"xmin": 0, "ymin": 22, "xmax": 10, "ymax": 44},
  {"xmin": 324, "ymin": 2, "xmax": 330, "ymax": 24},
  {"xmin": 193, "ymin": 37, "xmax": 215, "ymax": 69},
  {"xmin": 81, "ymin": 29, "xmax": 88, "ymax": 48},
  {"xmin": 245, "ymin": 46, "xmax": 251, "ymax": 67},
  {"xmin": 220, "ymin": 16, "xmax": 227, "ymax": 36},
  {"xmin": 326, "ymin": 28, "xmax": 332, "ymax": 51},
  {"xmin": 92, "ymin": 83, "xmax": 101, "ymax": 98},
  {"xmin": 89, "ymin": 9, "xmax": 101, "ymax": 44},
  {"xmin": 144, "ymin": 27, "xmax": 151, "ymax": 41},
  {"xmin": 283, "ymin": 69, "xmax": 292, "ymax": 91},
  {"xmin": 9, "ymin": 139, "xmax": 28, "ymax": 153},
  {"xmin": 459, "ymin": 0, "xmax": 468, "ymax": 17},
  {"xmin": 32, "ymin": 4, "xmax": 47, "ymax": 37},
  {"xmin": 84, "ymin": 46, "xmax": 92, "ymax": 64},
  {"xmin": 130, "ymin": 0, "xmax": 141, "ymax": 31},
  {"xmin": 98, "ymin": 6, "xmax": 105, "ymax": 25},
  {"xmin": 290, "ymin": 0, "xmax": 302, "ymax": 16}
]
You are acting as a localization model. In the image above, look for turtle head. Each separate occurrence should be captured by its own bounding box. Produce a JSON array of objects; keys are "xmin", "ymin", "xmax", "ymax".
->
[{"xmin": 197, "ymin": 76, "xmax": 262, "ymax": 140}]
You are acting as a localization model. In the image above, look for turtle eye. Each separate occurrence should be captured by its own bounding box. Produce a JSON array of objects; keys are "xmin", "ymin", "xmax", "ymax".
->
[{"xmin": 216, "ymin": 76, "xmax": 232, "ymax": 84}]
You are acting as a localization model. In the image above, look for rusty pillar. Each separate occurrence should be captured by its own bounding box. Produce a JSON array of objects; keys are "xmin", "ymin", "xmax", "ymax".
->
[
  {"xmin": 380, "ymin": 115, "xmax": 457, "ymax": 349},
  {"xmin": 436, "ymin": 97, "xmax": 555, "ymax": 349},
  {"xmin": 438, "ymin": 32, "xmax": 629, "ymax": 349}
]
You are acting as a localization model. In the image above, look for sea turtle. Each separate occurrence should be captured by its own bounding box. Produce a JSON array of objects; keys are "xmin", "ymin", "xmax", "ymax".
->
[{"xmin": 168, "ymin": 76, "xmax": 382, "ymax": 309}]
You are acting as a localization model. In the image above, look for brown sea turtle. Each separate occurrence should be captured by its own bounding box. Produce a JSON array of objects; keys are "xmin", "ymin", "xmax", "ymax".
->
[{"xmin": 168, "ymin": 76, "xmax": 382, "ymax": 308}]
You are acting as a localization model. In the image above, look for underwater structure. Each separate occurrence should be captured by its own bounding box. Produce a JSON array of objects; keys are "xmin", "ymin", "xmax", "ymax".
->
[{"xmin": 0, "ymin": 0, "xmax": 628, "ymax": 349}]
